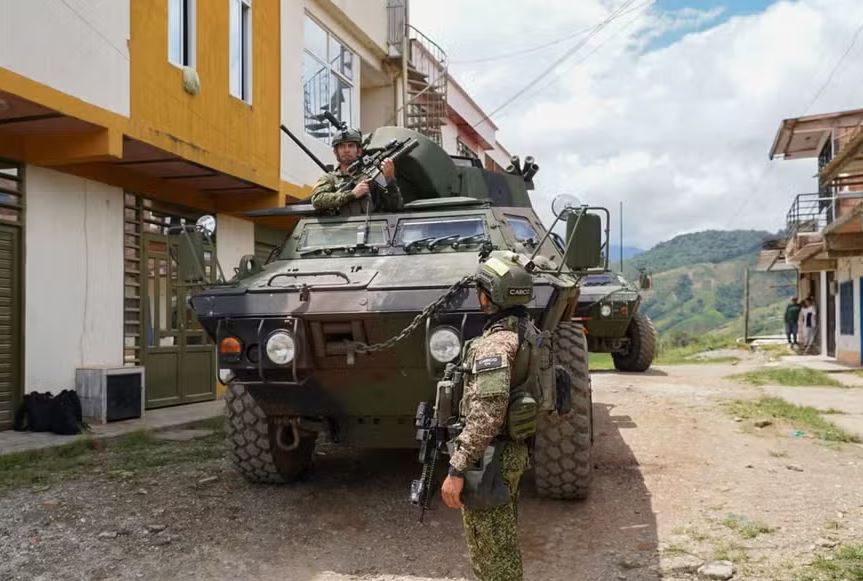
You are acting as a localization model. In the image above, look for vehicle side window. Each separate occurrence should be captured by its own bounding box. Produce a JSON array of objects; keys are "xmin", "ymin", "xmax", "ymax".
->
[{"xmin": 507, "ymin": 216, "xmax": 539, "ymax": 243}]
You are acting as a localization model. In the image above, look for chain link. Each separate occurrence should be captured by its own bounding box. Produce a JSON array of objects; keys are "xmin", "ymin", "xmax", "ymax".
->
[{"xmin": 348, "ymin": 275, "xmax": 476, "ymax": 353}]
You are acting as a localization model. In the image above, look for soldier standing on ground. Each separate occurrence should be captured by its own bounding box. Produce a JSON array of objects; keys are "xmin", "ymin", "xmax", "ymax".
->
[
  {"xmin": 441, "ymin": 255, "xmax": 533, "ymax": 581},
  {"xmin": 309, "ymin": 127, "xmax": 403, "ymax": 215}
]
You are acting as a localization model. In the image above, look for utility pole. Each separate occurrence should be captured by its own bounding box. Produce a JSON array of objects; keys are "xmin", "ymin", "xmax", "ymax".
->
[
  {"xmin": 619, "ymin": 200, "xmax": 623, "ymax": 272},
  {"xmin": 744, "ymin": 268, "xmax": 750, "ymax": 342}
]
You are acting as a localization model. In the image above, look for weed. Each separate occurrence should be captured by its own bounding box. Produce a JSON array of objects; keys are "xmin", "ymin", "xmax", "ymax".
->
[
  {"xmin": 712, "ymin": 540, "xmax": 750, "ymax": 563},
  {"xmin": 725, "ymin": 397, "xmax": 860, "ymax": 443},
  {"xmin": 768, "ymin": 450, "xmax": 788, "ymax": 458},
  {"xmin": 0, "ymin": 418, "xmax": 224, "ymax": 492},
  {"xmin": 721, "ymin": 514, "xmax": 775, "ymax": 539},
  {"xmin": 730, "ymin": 368, "xmax": 842, "ymax": 388},
  {"xmin": 798, "ymin": 543, "xmax": 863, "ymax": 580}
]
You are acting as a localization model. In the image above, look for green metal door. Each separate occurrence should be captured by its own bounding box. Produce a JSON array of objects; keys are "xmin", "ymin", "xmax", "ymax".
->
[
  {"xmin": 142, "ymin": 234, "xmax": 215, "ymax": 408},
  {"xmin": 0, "ymin": 224, "xmax": 21, "ymax": 430}
]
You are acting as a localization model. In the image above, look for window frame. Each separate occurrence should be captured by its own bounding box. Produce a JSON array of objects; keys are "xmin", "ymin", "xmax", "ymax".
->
[
  {"xmin": 839, "ymin": 280, "xmax": 854, "ymax": 336},
  {"xmin": 302, "ymin": 13, "xmax": 357, "ymax": 144},
  {"xmin": 168, "ymin": 0, "xmax": 196, "ymax": 68},
  {"xmin": 229, "ymin": 0, "xmax": 253, "ymax": 103}
]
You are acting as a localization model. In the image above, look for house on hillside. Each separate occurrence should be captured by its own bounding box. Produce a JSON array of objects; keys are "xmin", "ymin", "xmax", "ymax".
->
[
  {"xmin": 764, "ymin": 107, "xmax": 863, "ymax": 364},
  {"xmin": 0, "ymin": 0, "xmax": 513, "ymax": 431}
]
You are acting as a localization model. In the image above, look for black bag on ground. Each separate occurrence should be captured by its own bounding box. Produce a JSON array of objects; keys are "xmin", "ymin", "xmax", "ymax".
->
[
  {"xmin": 51, "ymin": 390, "xmax": 85, "ymax": 435},
  {"xmin": 26, "ymin": 392, "xmax": 55, "ymax": 432}
]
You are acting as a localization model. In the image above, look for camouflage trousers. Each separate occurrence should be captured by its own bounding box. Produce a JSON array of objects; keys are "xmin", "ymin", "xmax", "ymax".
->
[{"xmin": 462, "ymin": 441, "xmax": 530, "ymax": 581}]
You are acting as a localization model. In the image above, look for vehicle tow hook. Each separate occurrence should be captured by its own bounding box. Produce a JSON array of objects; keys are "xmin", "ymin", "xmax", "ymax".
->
[{"xmin": 275, "ymin": 418, "xmax": 301, "ymax": 451}]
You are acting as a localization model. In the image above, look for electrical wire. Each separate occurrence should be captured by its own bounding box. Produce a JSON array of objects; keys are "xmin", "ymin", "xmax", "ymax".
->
[{"xmin": 470, "ymin": 0, "xmax": 653, "ymax": 131}]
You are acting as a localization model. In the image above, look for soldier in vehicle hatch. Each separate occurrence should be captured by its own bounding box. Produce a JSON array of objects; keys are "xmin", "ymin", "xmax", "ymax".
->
[
  {"xmin": 309, "ymin": 127, "xmax": 403, "ymax": 215},
  {"xmin": 441, "ymin": 255, "xmax": 534, "ymax": 581}
]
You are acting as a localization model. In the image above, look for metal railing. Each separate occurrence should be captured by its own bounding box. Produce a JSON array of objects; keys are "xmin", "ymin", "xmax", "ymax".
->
[{"xmin": 786, "ymin": 191, "xmax": 863, "ymax": 238}]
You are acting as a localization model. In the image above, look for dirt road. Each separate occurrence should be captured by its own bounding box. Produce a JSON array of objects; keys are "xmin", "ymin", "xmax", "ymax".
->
[{"xmin": 2, "ymin": 360, "xmax": 862, "ymax": 580}]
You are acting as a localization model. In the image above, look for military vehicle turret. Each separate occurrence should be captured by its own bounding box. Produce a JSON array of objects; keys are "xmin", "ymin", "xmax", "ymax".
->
[{"xmin": 188, "ymin": 127, "xmax": 605, "ymax": 500}]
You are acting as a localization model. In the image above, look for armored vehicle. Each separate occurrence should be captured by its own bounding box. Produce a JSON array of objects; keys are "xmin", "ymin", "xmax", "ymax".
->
[
  {"xmin": 188, "ymin": 127, "xmax": 605, "ymax": 500},
  {"xmin": 573, "ymin": 270, "xmax": 657, "ymax": 372}
]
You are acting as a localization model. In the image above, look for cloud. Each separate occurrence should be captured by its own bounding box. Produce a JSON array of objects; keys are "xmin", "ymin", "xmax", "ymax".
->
[{"xmin": 410, "ymin": 0, "xmax": 863, "ymax": 248}]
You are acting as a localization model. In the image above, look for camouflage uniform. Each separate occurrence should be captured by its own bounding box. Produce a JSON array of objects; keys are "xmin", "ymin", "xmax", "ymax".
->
[
  {"xmin": 309, "ymin": 169, "xmax": 403, "ymax": 216},
  {"xmin": 450, "ymin": 312, "xmax": 531, "ymax": 581}
]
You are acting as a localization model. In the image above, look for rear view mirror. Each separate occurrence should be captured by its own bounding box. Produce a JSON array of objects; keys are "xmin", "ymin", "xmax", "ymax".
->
[{"xmin": 564, "ymin": 212, "xmax": 602, "ymax": 270}]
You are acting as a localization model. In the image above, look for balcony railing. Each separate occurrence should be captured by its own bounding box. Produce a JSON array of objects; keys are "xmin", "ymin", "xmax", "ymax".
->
[{"xmin": 786, "ymin": 191, "xmax": 863, "ymax": 238}]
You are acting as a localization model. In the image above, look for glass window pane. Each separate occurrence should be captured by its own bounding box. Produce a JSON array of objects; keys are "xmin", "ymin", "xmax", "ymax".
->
[
  {"xmin": 303, "ymin": 53, "xmax": 329, "ymax": 140},
  {"xmin": 304, "ymin": 16, "xmax": 328, "ymax": 61},
  {"xmin": 508, "ymin": 216, "xmax": 538, "ymax": 242},
  {"xmin": 229, "ymin": 0, "xmax": 241, "ymax": 97},
  {"xmin": 395, "ymin": 217, "xmax": 485, "ymax": 245},
  {"xmin": 168, "ymin": 0, "xmax": 182, "ymax": 64},
  {"xmin": 0, "ymin": 164, "xmax": 19, "ymax": 179},
  {"xmin": 297, "ymin": 222, "xmax": 388, "ymax": 251},
  {"xmin": 329, "ymin": 71, "xmax": 353, "ymax": 127},
  {"xmin": 328, "ymin": 36, "xmax": 353, "ymax": 81}
]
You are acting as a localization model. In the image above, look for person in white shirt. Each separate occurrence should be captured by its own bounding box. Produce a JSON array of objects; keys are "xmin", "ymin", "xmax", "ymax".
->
[{"xmin": 800, "ymin": 298, "xmax": 818, "ymax": 351}]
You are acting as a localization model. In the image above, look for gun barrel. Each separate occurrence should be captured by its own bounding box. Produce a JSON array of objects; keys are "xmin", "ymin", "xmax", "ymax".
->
[{"xmin": 280, "ymin": 125, "xmax": 330, "ymax": 173}]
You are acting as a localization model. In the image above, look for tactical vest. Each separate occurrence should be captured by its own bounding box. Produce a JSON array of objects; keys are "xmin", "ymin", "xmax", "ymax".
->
[{"xmin": 506, "ymin": 318, "xmax": 555, "ymax": 440}]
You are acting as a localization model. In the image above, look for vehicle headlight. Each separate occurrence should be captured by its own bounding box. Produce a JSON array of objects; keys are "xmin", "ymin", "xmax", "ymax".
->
[
  {"xmin": 266, "ymin": 331, "xmax": 296, "ymax": 365},
  {"xmin": 429, "ymin": 327, "xmax": 462, "ymax": 363},
  {"xmin": 600, "ymin": 304, "xmax": 612, "ymax": 318},
  {"xmin": 218, "ymin": 368, "xmax": 235, "ymax": 384}
]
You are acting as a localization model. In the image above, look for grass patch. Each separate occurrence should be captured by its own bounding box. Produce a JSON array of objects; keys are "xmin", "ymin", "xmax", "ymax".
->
[
  {"xmin": 0, "ymin": 418, "xmax": 224, "ymax": 492},
  {"xmin": 798, "ymin": 544, "xmax": 863, "ymax": 580},
  {"xmin": 589, "ymin": 352, "xmax": 615, "ymax": 371},
  {"xmin": 721, "ymin": 513, "xmax": 775, "ymax": 539},
  {"xmin": 712, "ymin": 540, "xmax": 750, "ymax": 563},
  {"xmin": 768, "ymin": 449, "xmax": 789, "ymax": 458},
  {"xmin": 725, "ymin": 397, "xmax": 860, "ymax": 443},
  {"xmin": 730, "ymin": 367, "xmax": 843, "ymax": 387}
]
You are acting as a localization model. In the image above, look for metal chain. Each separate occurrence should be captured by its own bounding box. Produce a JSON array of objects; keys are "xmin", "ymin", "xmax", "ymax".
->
[{"xmin": 349, "ymin": 275, "xmax": 476, "ymax": 353}]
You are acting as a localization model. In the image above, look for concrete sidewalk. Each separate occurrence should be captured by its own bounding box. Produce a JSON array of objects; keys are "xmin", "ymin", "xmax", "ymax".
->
[
  {"xmin": 0, "ymin": 399, "xmax": 223, "ymax": 456},
  {"xmin": 762, "ymin": 385, "xmax": 863, "ymax": 439},
  {"xmin": 779, "ymin": 354, "xmax": 859, "ymax": 372}
]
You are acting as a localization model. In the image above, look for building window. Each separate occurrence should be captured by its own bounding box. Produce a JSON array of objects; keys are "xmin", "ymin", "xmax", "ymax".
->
[
  {"xmin": 303, "ymin": 15, "xmax": 355, "ymax": 143},
  {"xmin": 839, "ymin": 280, "xmax": 854, "ymax": 335},
  {"xmin": 456, "ymin": 138, "xmax": 478, "ymax": 159},
  {"xmin": 168, "ymin": 0, "xmax": 196, "ymax": 68},
  {"xmin": 229, "ymin": 0, "xmax": 253, "ymax": 102}
]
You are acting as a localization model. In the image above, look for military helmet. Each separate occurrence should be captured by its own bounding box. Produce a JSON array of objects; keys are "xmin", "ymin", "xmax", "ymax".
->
[
  {"xmin": 475, "ymin": 252, "xmax": 533, "ymax": 308},
  {"xmin": 332, "ymin": 127, "xmax": 363, "ymax": 147}
]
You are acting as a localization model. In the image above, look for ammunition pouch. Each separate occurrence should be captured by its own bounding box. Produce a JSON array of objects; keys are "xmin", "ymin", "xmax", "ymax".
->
[
  {"xmin": 462, "ymin": 440, "xmax": 510, "ymax": 510},
  {"xmin": 507, "ymin": 387, "xmax": 538, "ymax": 440}
]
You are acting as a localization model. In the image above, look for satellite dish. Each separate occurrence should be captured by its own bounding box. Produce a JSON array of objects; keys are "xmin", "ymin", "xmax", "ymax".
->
[
  {"xmin": 551, "ymin": 194, "xmax": 584, "ymax": 218},
  {"xmin": 196, "ymin": 215, "xmax": 216, "ymax": 236}
]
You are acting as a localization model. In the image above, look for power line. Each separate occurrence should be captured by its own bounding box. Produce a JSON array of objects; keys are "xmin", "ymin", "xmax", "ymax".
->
[
  {"xmin": 725, "ymin": 13, "xmax": 863, "ymax": 228},
  {"xmin": 471, "ymin": 0, "xmax": 653, "ymax": 131},
  {"xmin": 802, "ymin": 16, "xmax": 863, "ymax": 114},
  {"xmin": 450, "ymin": 1, "xmax": 651, "ymax": 65}
]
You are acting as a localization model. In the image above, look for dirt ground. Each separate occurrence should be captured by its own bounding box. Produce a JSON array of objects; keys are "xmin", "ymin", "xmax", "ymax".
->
[{"xmin": 2, "ymin": 358, "xmax": 862, "ymax": 581}]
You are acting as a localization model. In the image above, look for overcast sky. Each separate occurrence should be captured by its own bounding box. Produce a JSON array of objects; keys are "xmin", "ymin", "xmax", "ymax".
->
[{"xmin": 410, "ymin": 0, "xmax": 863, "ymax": 249}]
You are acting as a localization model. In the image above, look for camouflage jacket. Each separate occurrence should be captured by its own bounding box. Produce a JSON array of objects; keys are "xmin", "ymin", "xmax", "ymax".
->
[
  {"xmin": 449, "ymin": 314, "xmax": 524, "ymax": 473},
  {"xmin": 309, "ymin": 168, "xmax": 403, "ymax": 216}
]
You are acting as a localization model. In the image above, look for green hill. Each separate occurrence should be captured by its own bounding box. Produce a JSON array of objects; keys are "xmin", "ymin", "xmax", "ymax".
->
[{"xmin": 622, "ymin": 230, "xmax": 794, "ymax": 342}]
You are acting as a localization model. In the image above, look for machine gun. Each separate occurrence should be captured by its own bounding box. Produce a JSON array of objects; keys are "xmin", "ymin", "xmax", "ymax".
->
[{"xmin": 410, "ymin": 362, "xmax": 465, "ymax": 522}]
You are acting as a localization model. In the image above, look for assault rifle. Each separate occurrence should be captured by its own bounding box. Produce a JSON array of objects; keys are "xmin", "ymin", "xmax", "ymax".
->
[{"xmin": 410, "ymin": 363, "xmax": 465, "ymax": 522}]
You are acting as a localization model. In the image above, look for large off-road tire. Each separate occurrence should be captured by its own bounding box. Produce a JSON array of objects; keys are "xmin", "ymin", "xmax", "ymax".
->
[
  {"xmin": 224, "ymin": 383, "xmax": 315, "ymax": 484},
  {"xmin": 533, "ymin": 321, "xmax": 593, "ymax": 500},
  {"xmin": 612, "ymin": 312, "xmax": 657, "ymax": 372}
]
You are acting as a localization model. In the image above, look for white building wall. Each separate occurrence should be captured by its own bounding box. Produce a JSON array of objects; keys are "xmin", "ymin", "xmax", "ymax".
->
[
  {"xmin": 440, "ymin": 119, "xmax": 459, "ymax": 155},
  {"xmin": 835, "ymin": 256, "xmax": 863, "ymax": 365},
  {"xmin": 0, "ymin": 0, "xmax": 130, "ymax": 116},
  {"xmin": 216, "ymin": 214, "xmax": 255, "ymax": 276},
  {"xmin": 24, "ymin": 166, "xmax": 124, "ymax": 393}
]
